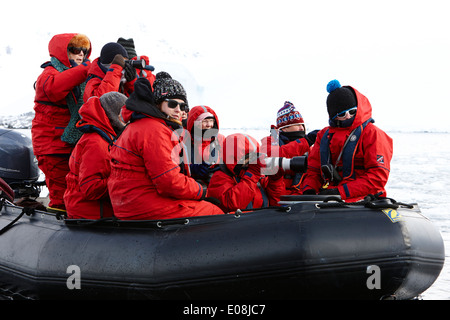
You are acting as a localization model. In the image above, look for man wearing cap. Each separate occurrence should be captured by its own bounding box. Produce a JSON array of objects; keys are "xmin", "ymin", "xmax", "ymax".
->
[
  {"xmin": 83, "ymin": 42, "xmax": 137, "ymax": 101},
  {"xmin": 261, "ymin": 101, "xmax": 318, "ymax": 194},
  {"xmin": 117, "ymin": 37, "xmax": 156, "ymax": 87},
  {"xmin": 300, "ymin": 80, "xmax": 393, "ymax": 202}
]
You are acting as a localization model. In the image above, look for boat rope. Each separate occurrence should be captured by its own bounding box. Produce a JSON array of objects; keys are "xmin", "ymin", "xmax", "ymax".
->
[
  {"xmin": 232, "ymin": 205, "xmax": 292, "ymax": 218},
  {"xmin": 65, "ymin": 216, "xmax": 191, "ymax": 229},
  {"xmin": 317, "ymin": 193, "xmax": 415, "ymax": 210},
  {"xmin": 0, "ymin": 206, "xmax": 36, "ymax": 235}
]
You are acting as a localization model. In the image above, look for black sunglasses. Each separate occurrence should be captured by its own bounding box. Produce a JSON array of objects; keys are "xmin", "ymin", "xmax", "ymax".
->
[
  {"xmin": 165, "ymin": 99, "xmax": 189, "ymax": 112},
  {"xmin": 68, "ymin": 47, "xmax": 88, "ymax": 55}
]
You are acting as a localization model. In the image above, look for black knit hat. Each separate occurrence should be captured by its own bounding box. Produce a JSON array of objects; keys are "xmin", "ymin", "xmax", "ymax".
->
[
  {"xmin": 100, "ymin": 42, "xmax": 128, "ymax": 64},
  {"xmin": 326, "ymin": 80, "xmax": 357, "ymax": 119},
  {"xmin": 117, "ymin": 37, "xmax": 137, "ymax": 59},
  {"xmin": 153, "ymin": 71, "xmax": 187, "ymax": 104}
]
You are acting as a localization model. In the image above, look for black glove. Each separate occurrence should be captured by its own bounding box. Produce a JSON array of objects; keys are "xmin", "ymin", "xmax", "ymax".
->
[
  {"xmin": 123, "ymin": 61, "xmax": 137, "ymax": 82},
  {"xmin": 306, "ymin": 130, "xmax": 319, "ymax": 146},
  {"xmin": 319, "ymin": 188, "xmax": 340, "ymax": 195},
  {"xmin": 302, "ymin": 189, "xmax": 317, "ymax": 195},
  {"xmin": 190, "ymin": 162, "xmax": 210, "ymax": 177}
]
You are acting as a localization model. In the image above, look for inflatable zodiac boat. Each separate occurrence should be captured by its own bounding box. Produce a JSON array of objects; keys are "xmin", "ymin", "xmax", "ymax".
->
[{"xmin": 0, "ymin": 192, "xmax": 445, "ymax": 300}]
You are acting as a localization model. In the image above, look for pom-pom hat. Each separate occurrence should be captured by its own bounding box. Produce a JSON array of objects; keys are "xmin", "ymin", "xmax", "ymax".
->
[
  {"xmin": 276, "ymin": 101, "xmax": 304, "ymax": 130},
  {"xmin": 326, "ymin": 80, "xmax": 357, "ymax": 119},
  {"xmin": 153, "ymin": 71, "xmax": 188, "ymax": 104}
]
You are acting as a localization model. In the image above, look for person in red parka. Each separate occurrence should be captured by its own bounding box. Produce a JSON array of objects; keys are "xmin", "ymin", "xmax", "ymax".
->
[
  {"xmin": 261, "ymin": 101, "xmax": 318, "ymax": 195},
  {"xmin": 207, "ymin": 133, "xmax": 285, "ymax": 213},
  {"xmin": 64, "ymin": 92, "xmax": 127, "ymax": 219},
  {"xmin": 117, "ymin": 37, "xmax": 156, "ymax": 90},
  {"xmin": 300, "ymin": 80, "xmax": 393, "ymax": 202},
  {"xmin": 108, "ymin": 74, "xmax": 224, "ymax": 220},
  {"xmin": 83, "ymin": 42, "xmax": 136, "ymax": 101},
  {"xmin": 186, "ymin": 105, "xmax": 225, "ymax": 187},
  {"xmin": 32, "ymin": 33, "xmax": 92, "ymax": 212}
]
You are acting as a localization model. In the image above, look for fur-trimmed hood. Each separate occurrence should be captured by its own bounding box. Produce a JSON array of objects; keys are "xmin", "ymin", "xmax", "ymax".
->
[{"xmin": 48, "ymin": 33, "xmax": 92, "ymax": 68}]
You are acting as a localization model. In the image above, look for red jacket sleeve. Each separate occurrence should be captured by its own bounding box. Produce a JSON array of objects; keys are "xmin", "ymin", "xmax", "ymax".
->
[
  {"xmin": 261, "ymin": 135, "xmax": 310, "ymax": 158},
  {"xmin": 41, "ymin": 62, "xmax": 90, "ymax": 103},
  {"xmin": 207, "ymin": 170, "xmax": 261, "ymax": 212},
  {"xmin": 83, "ymin": 63, "xmax": 124, "ymax": 101}
]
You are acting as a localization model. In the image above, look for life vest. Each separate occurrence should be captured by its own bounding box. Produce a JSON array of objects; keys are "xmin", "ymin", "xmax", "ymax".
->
[{"xmin": 320, "ymin": 118, "xmax": 373, "ymax": 181}]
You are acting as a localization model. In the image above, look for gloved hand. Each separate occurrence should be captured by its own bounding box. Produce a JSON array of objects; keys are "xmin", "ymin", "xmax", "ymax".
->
[
  {"xmin": 190, "ymin": 162, "xmax": 210, "ymax": 177},
  {"xmin": 246, "ymin": 154, "xmax": 267, "ymax": 178},
  {"xmin": 306, "ymin": 130, "xmax": 320, "ymax": 146},
  {"xmin": 111, "ymin": 54, "xmax": 126, "ymax": 68},
  {"xmin": 319, "ymin": 188, "xmax": 340, "ymax": 195},
  {"xmin": 123, "ymin": 61, "xmax": 137, "ymax": 82},
  {"xmin": 302, "ymin": 189, "xmax": 317, "ymax": 195}
]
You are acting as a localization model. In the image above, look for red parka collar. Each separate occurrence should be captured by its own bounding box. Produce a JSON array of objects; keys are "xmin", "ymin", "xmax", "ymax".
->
[{"xmin": 76, "ymin": 97, "xmax": 116, "ymax": 141}]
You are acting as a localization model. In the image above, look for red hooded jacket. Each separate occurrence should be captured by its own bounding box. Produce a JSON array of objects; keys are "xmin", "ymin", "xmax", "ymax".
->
[
  {"xmin": 186, "ymin": 105, "xmax": 225, "ymax": 165},
  {"xmin": 32, "ymin": 33, "xmax": 92, "ymax": 155},
  {"xmin": 83, "ymin": 58, "xmax": 130, "ymax": 101},
  {"xmin": 300, "ymin": 86, "xmax": 393, "ymax": 202},
  {"xmin": 107, "ymin": 83, "xmax": 224, "ymax": 220},
  {"xmin": 207, "ymin": 133, "xmax": 285, "ymax": 212},
  {"xmin": 83, "ymin": 55, "xmax": 155, "ymax": 101},
  {"xmin": 64, "ymin": 97, "xmax": 117, "ymax": 219}
]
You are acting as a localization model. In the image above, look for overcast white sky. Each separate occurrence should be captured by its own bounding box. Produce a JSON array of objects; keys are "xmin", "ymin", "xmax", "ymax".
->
[{"xmin": 1, "ymin": 0, "xmax": 449, "ymax": 132}]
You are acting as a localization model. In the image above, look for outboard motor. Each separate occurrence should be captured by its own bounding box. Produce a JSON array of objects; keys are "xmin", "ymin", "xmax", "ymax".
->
[{"xmin": 0, "ymin": 128, "xmax": 44, "ymax": 199}]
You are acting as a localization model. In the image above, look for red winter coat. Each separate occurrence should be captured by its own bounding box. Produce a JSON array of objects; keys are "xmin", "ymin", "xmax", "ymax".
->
[
  {"xmin": 108, "ymin": 89, "xmax": 224, "ymax": 220},
  {"xmin": 64, "ymin": 97, "xmax": 117, "ymax": 219},
  {"xmin": 32, "ymin": 33, "xmax": 91, "ymax": 156},
  {"xmin": 300, "ymin": 86, "xmax": 393, "ymax": 202},
  {"xmin": 261, "ymin": 131, "xmax": 311, "ymax": 194},
  {"xmin": 83, "ymin": 58, "xmax": 130, "ymax": 101},
  {"xmin": 186, "ymin": 105, "xmax": 225, "ymax": 165},
  {"xmin": 207, "ymin": 133, "xmax": 285, "ymax": 212},
  {"xmin": 83, "ymin": 56, "xmax": 155, "ymax": 101}
]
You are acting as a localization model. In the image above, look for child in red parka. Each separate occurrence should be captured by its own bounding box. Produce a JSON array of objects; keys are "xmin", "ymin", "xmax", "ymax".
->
[
  {"xmin": 32, "ymin": 33, "xmax": 92, "ymax": 212},
  {"xmin": 207, "ymin": 133, "xmax": 285, "ymax": 213},
  {"xmin": 300, "ymin": 80, "xmax": 393, "ymax": 202},
  {"xmin": 64, "ymin": 92, "xmax": 127, "ymax": 219}
]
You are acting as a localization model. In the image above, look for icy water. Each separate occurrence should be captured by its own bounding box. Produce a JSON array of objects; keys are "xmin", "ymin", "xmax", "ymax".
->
[
  {"xmin": 227, "ymin": 129, "xmax": 450, "ymax": 300},
  {"xmin": 14, "ymin": 129, "xmax": 450, "ymax": 299}
]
